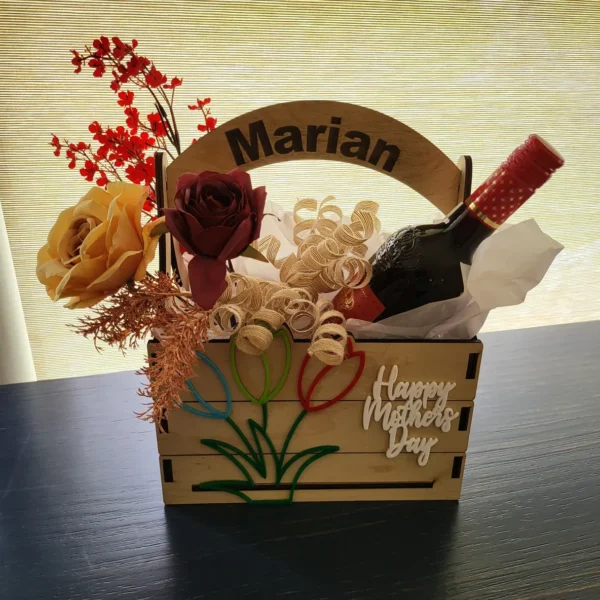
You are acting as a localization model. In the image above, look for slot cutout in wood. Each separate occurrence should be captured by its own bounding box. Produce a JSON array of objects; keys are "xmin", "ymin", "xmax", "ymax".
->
[
  {"xmin": 458, "ymin": 406, "xmax": 471, "ymax": 431},
  {"xmin": 162, "ymin": 459, "xmax": 174, "ymax": 483},
  {"xmin": 466, "ymin": 353, "xmax": 480, "ymax": 379},
  {"xmin": 451, "ymin": 456, "xmax": 464, "ymax": 479},
  {"xmin": 191, "ymin": 481, "xmax": 434, "ymax": 492}
]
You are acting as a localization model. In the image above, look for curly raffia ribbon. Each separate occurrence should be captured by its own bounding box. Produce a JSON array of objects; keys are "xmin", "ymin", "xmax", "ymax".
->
[
  {"xmin": 209, "ymin": 196, "xmax": 380, "ymax": 365},
  {"xmin": 254, "ymin": 196, "xmax": 380, "ymax": 295},
  {"xmin": 235, "ymin": 308, "xmax": 285, "ymax": 356},
  {"xmin": 308, "ymin": 310, "xmax": 348, "ymax": 365}
]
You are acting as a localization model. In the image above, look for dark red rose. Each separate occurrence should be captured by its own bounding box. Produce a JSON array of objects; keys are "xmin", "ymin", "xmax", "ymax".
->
[{"xmin": 163, "ymin": 169, "xmax": 266, "ymax": 308}]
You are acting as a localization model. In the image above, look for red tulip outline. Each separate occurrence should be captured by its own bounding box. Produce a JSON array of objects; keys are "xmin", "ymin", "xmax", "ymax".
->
[{"xmin": 297, "ymin": 338, "xmax": 366, "ymax": 412}]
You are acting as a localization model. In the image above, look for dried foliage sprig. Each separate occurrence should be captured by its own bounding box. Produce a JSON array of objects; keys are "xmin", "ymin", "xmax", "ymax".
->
[
  {"xmin": 71, "ymin": 271, "xmax": 208, "ymax": 424},
  {"xmin": 70, "ymin": 272, "xmax": 190, "ymax": 352},
  {"xmin": 137, "ymin": 306, "xmax": 210, "ymax": 425}
]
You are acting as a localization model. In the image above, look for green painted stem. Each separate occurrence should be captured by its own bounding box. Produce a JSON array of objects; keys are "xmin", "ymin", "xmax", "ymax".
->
[
  {"xmin": 247, "ymin": 419, "xmax": 268, "ymax": 479},
  {"xmin": 278, "ymin": 409, "xmax": 308, "ymax": 473}
]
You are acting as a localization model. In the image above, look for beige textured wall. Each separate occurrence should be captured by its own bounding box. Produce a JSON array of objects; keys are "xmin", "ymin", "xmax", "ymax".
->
[{"xmin": 1, "ymin": 0, "xmax": 598, "ymax": 380}]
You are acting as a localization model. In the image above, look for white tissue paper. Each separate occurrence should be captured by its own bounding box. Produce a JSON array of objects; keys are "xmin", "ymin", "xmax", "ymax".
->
[{"xmin": 183, "ymin": 202, "xmax": 563, "ymax": 341}]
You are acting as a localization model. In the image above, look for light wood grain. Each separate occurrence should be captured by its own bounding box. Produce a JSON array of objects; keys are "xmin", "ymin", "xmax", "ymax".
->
[
  {"xmin": 157, "ymin": 336, "xmax": 483, "ymax": 404},
  {"xmin": 160, "ymin": 452, "xmax": 464, "ymax": 504},
  {"xmin": 157, "ymin": 399, "xmax": 473, "ymax": 456},
  {"xmin": 165, "ymin": 100, "xmax": 462, "ymax": 215}
]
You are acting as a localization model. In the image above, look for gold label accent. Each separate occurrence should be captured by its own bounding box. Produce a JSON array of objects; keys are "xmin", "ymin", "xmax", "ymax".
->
[
  {"xmin": 338, "ymin": 288, "xmax": 355, "ymax": 311},
  {"xmin": 467, "ymin": 203, "xmax": 501, "ymax": 229}
]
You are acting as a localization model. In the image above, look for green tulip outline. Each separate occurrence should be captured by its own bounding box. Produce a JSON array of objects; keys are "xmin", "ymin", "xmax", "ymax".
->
[{"xmin": 230, "ymin": 328, "xmax": 291, "ymax": 404}]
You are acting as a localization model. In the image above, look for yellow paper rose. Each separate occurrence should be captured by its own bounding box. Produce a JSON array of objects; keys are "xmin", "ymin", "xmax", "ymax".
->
[{"xmin": 36, "ymin": 182, "xmax": 164, "ymax": 308}]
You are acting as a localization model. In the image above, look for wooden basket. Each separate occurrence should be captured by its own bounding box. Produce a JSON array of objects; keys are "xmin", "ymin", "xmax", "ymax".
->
[{"xmin": 153, "ymin": 101, "xmax": 481, "ymax": 504}]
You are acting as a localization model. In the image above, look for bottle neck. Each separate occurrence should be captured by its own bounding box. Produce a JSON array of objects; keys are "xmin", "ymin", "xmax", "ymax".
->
[{"xmin": 445, "ymin": 203, "xmax": 495, "ymax": 262}]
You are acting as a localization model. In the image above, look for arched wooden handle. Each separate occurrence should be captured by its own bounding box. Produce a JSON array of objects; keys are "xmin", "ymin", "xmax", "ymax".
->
[{"xmin": 165, "ymin": 100, "xmax": 462, "ymax": 214}]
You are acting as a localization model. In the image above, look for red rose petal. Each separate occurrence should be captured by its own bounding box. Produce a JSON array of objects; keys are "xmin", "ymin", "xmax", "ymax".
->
[
  {"xmin": 188, "ymin": 254, "xmax": 227, "ymax": 309},
  {"xmin": 227, "ymin": 168, "xmax": 254, "ymax": 198},
  {"xmin": 218, "ymin": 216, "xmax": 254, "ymax": 261},
  {"xmin": 197, "ymin": 225, "xmax": 237, "ymax": 258},
  {"xmin": 170, "ymin": 170, "xmax": 267, "ymax": 271},
  {"xmin": 175, "ymin": 172, "xmax": 202, "ymax": 195},
  {"xmin": 163, "ymin": 207, "xmax": 191, "ymax": 241}
]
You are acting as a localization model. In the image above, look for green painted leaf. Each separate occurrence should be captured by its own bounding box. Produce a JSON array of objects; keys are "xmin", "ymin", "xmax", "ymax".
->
[
  {"xmin": 200, "ymin": 438, "xmax": 256, "ymax": 484},
  {"xmin": 248, "ymin": 417, "xmax": 280, "ymax": 482},
  {"xmin": 287, "ymin": 446, "xmax": 340, "ymax": 502},
  {"xmin": 225, "ymin": 416, "xmax": 262, "ymax": 471},
  {"xmin": 149, "ymin": 220, "xmax": 169, "ymax": 238},
  {"xmin": 278, "ymin": 446, "xmax": 340, "ymax": 483},
  {"xmin": 241, "ymin": 245, "xmax": 269, "ymax": 262}
]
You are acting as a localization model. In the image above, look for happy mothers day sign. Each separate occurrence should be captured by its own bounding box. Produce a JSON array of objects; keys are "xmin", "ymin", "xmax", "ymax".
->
[{"xmin": 363, "ymin": 365, "xmax": 459, "ymax": 466}]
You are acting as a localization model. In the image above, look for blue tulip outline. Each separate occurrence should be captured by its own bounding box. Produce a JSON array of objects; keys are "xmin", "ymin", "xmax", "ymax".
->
[{"xmin": 182, "ymin": 351, "xmax": 232, "ymax": 419}]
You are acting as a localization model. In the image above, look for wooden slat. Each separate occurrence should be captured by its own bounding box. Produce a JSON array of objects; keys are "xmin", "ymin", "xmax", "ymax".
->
[
  {"xmin": 162, "ymin": 448, "xmax": 461, "ymax": 484},
  {"xmin": 162, "ymin": 486, "xmax": 462, "ymax": 504},
  {"xmin": 171, "ymin": 337, "xmax": 483, "ymax": 404},
  {"xmin": 157, "ymin": 400, "xmax": 473, "ymax": 456},
  {"xmin": 160, "ymin": 452, "xmax": 465, "ymax": 504}
]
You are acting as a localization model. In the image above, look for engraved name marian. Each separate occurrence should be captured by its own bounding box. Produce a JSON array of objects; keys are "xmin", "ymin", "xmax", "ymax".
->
[{"xmin": 224, "ymin": 117, "xmax": 400, "ymax": 173}]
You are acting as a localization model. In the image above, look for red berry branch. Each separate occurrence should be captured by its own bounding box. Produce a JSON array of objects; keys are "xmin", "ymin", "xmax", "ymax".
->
[
  {"xmin": 189, "ymin": 97, "xmax": 217, "ymax": 133},
  {"xmin": 50, "ymin": 36, "xmax": 218, "ymax": 205}
]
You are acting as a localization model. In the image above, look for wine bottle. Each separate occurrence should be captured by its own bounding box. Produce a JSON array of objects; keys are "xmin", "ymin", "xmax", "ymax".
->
[{"xmin": 333, "ymin": 134, "xmax": 564, "ymax": 322}]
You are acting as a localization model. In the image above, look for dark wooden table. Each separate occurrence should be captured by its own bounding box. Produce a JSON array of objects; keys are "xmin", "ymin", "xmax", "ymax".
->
[{"xmin": 1, "ymin": 321, "xmax": 599, "ymax": 600}]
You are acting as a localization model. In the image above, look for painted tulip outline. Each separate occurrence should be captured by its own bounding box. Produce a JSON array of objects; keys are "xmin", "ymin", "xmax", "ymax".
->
[
  {"xmin": 189, "ymin": 330, "xmax": 347, "ymax": 504},
  {"xmin": 183, "ymin": 351, "xmax": 232, "ymax": 419},
  {"xmin": 297, "ymin": 337, "xmax": 366, "ymax": 412},
  {"xmin": 230, "ymin": 328, "xmax": 291, "ymax": 404}
]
